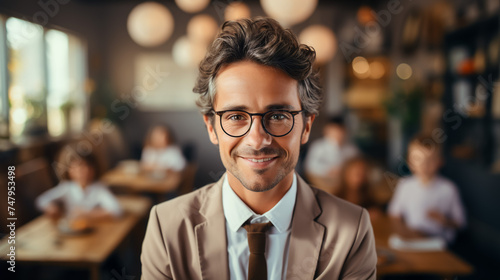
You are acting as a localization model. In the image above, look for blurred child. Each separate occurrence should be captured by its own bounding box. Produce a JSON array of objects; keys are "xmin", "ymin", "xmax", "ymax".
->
[
  {"xmin": 388, "ymin": 134, "xmax": 466, "ymax": 243},
  {"xmin": 337, "ymin": 156, "xmax": 382, "ymax": 218},
  {"xmin": 36, "ymin": 144, "xmax": 122, "ymax": 227},
  {"xmin": 141, "ymin": 125, "xmax": 186, "ymax": 173},
  {"xmin": 305, "ymin": 116, "xmax": 359, "ymax": 192}
]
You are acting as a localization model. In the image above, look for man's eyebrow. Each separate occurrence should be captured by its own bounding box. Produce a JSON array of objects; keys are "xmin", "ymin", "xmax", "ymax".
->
[
  {"xmin": 265, "ymin": 104, "xmax": 297, "ymax": 110},
  {"xmin": 219, "ymin": 105, "xmax": 249, "ymax": 111},
  {"xmin": 218, "ymin": 104, "xmax": 298, "ymax": 111}
]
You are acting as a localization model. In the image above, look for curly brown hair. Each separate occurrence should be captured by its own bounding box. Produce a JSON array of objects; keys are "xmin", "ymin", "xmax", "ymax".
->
[
  {"xmin": 55, "ymin": 142, "xmax": 103, "ymax": 181},
  {"xmin": 193, "ymin": 17, "xmax": 322, "ymax": 118}
]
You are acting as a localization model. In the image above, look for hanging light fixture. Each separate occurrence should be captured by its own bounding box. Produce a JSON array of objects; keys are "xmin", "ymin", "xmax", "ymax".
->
[
  {"xmin": 175, "ymin": 0, "xmax": 210, "ymax": 13},
  {"xmin": 299, "ymin": 25, "xmax": 337, "ymax": 65},
  {"xmin": 172, "ymin": 36, "xmax": 207, "ymax": 68},
  {"xmin": 127, "ymin": 2, "xmax": 174, "ymax": 47},
  {"xmin": 260, "ymin": 0, "xmax": 317, "ymax": 27},
  {"xmin": 187, "ymin": 14, "xmax": 219, "ymax": 45},
  {"xmin": 225, "ymin": 2, "xmax": 251, "ymax": 21}
]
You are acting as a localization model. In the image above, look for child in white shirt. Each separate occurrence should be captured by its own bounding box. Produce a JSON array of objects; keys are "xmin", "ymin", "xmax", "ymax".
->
[
  {"xmin": 141, "ymin": 125, "xmax": 186, "ymax": 173},
  {"xmin": 388, "ymin": 134, "xmax": 466, "ymax": 243},
  {"xmin": 36, "ymin": 145, "xmax": 122, "ymax": 225},
  {"xmin": 304, "ymin": 116, "xmax": 359, "ymax": 194}
]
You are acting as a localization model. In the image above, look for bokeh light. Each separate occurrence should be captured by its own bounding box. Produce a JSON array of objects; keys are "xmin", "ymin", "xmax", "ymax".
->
[
  {"xmin": 225, "ymin": 2, "xmax": 251, "ymax": 21},
  {"xmin": 260, "ymin": 0, "xmax": 317, "ymax": 26},
  {"xmin": 127, "ymin": 2, "xmax": 174, "ymax": 47},
  {"xmin": 175, "ymin": 0, "xmax": 210, "ymax": 13},
  {"xmin": 396, "ymin": 63, "xmax": 413, "ymax": 80},
  {"xmin": 299, "ymin": 25, "xmax": 337, "ymax": 64}
]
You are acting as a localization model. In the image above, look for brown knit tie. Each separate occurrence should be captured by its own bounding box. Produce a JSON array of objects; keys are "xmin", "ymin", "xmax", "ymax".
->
[{"xmin": 243, "ymin": 221, "xmax": 273, "ymax": 280}]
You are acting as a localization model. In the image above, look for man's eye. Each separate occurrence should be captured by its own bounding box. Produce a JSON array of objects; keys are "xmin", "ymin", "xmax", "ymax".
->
[
  {"xmin": 227, "ymin": 114, "xmax": 247, "ymax": 121},
  {"xmin": 269, "ymin": 113, "xmax": 288, "ymax": 121}
]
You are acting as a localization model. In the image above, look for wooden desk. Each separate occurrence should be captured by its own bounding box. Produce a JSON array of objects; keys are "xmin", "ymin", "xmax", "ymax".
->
[
  {"xmin": 0, "ymin": 196, "xmax": 151, "ymax": 280},
  {"xmin": 102, "ymin": 168, "xmax": 182, "ymax": 195},
  {"xmin": 372, "ymin": 215, "xmax": 473, "ymax": 278}
]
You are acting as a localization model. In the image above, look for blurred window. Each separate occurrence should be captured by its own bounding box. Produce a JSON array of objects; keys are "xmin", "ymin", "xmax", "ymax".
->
[
  {"xmin": 46, "ymin": 29, "xmax": 87, "ymax": 137},
  {"xmin": 0, "ymin": 15, "xmax": 87, "ymax": 141},
  {"xmin": 6, "ymin": 17, "xmax": 46, "ymax": 139},
  {"xmin": 0, "ymin": 16, "xmax": 8, "ymax": 138}
]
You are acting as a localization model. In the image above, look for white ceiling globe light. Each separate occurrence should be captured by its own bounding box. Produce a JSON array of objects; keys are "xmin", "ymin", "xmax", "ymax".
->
[
  {"xmin": 187, "ymin": 14, "xmax": 219, "ymax": 45},
  {"xmin": 260, "ymin": 0, "xmax": 317, "ymax": 27},
  {"xmin": 225, "ymin": 2, "xmax": 251, "ymax": 21},
  {"xmin": 299, "ymin": 25, "xmax": 337, "ymax": 65},
  {"xmin": 127, "ymin": 2, "xmax": 174, "ymax": 47},
  {"xmin": 175, "ymin": 0, "xmax": 210, "ymax": 13},
  {"xmin": 172, "ymin": 36, "xmax": 207, "ymax": 68}
]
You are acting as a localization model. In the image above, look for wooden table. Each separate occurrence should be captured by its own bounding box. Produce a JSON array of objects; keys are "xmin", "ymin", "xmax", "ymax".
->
[
  {"xmin": 0, "ymin": 196, "xmax": 151, "ymax": 280},
  {"xmin": 372, "ymin": 215, "xmax": 473, "ymax": 278},
  {"xmin": 102, "ymin": 167, "xmax": 182, "ymax": 197}
]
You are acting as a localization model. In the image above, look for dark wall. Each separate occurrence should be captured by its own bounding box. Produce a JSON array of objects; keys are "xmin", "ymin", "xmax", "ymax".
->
[{"xmin": 442, "ymin": 160, "xmax": 500, "ymax": 260}]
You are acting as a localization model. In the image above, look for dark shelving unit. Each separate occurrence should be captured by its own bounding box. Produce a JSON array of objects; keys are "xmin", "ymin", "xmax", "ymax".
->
[{"xmin": 443, "ymin": 13, "xmax": 500, "ymax": 168}]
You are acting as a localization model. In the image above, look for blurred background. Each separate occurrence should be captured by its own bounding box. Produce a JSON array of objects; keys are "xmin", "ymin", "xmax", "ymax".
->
[{"xmin": 0, "ymin": 0, "xmax": 499, "ymax": 279}]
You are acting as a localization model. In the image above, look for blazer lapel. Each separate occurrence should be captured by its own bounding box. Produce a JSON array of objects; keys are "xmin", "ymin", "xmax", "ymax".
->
[
  {"xmin": 195, "ymin": 175, "xmax": 230, "ymax": 280},
  {"xmin": 286, "ymin": 175, "xmax": 325, "ymax": 280}
]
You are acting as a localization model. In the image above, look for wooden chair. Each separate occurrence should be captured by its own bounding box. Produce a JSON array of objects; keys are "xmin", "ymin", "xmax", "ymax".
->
[
  {"xmin": 14, "ymin": 158, "xmax": 56, "ymax": 227},
  {"xmin": 177, "ymin": 163, "xmax": 198, "ymax": 196}
]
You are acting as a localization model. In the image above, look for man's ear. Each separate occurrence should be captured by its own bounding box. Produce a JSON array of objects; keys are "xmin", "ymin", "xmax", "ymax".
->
[
  {"xmin": 301, "ymin": 114, "xmax": 315, "ymax": 145},
  {"xmin": 203, "ymin": 114, "xmax": 219, "ymax": 145}
]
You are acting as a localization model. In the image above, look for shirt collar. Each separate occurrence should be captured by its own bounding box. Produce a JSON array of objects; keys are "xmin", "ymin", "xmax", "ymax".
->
[{"xmin": 222, "ymin": 173, "xmax": 297, "ymax": 234}]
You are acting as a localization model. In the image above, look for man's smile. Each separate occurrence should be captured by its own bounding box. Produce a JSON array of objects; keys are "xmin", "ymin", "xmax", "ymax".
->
[{"xmin": 238, "ymin": 156, "xmax": 279, "ymax": 169}]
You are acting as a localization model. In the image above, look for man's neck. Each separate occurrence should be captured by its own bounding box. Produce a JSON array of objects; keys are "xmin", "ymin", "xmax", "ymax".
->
[{"xmin": 227, "ymin": 172, "xmax": 294, "ymax": 215}]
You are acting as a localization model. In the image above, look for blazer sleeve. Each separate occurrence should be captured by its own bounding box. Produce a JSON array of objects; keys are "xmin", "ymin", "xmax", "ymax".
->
[
  {"xmin": 340, "ymin": 208, "xmax": 377, "ymax": 280},
  {"xmin": 141, "ymin": 206, "xmax": 173, "ymax": 280}
]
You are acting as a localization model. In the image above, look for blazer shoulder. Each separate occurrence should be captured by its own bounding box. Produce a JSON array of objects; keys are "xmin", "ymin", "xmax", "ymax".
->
[{"xmin": 153, "ymin": 182, "xmax": 218, "ymax": 226}]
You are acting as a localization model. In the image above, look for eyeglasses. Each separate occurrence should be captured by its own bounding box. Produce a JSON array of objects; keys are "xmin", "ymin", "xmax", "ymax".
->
[{"xmin": 213, "ymin": 109, "xmax": 304, "ymax": 137}]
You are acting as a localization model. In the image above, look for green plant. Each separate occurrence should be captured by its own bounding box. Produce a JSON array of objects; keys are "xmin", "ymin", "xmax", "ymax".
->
[{"xmin": 384, "ymin": 85, "xmax": 423, "ymax": 132}]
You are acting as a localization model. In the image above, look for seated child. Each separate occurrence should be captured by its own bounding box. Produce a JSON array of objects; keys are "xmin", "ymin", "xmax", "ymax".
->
[
  {"xmin": 36, "ymin": 144, "xmax": 122, "ymax": 225},
  {"xmin": 141, "ymin": 125, "xmax": 186, "ymax": 173},
  {"xmin": 388, "ymin": 134, "xmax": 466, "ymax": 243},
  {"xmin": 304, "ymin": 116, "xmax": 359, "ymax": 193},
  {"xmin": 337, "ymin": 156, "xmax": 382, "ymax": 218}
]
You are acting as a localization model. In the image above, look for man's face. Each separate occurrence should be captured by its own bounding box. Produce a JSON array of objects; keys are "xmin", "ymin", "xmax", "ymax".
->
[{"xmin": 203, "ymin": 61, "xmax": 314, "ymax": 192}]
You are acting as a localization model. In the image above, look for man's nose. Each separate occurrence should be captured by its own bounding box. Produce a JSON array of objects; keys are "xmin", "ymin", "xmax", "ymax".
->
[{"xmin": 244, "ymin": 117, "xmax": 272, "ymax": 149}]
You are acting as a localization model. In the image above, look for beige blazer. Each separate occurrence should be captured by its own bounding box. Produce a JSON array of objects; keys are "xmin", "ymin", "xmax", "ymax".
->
[{"xmin": 141, "ymin": 174, "xmax": 377, "ymax": 279}]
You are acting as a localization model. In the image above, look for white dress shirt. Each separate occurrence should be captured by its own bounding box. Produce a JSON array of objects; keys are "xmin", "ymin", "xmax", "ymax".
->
[
  {"xmin": 388, "ymin": 175, "xmax": 466, "ymax": 242},
  {"xmin": 304, "ymin": 138, "xmax": 359, "ymax": 177},
  {"xmin": 222, "ymin": 173, "xmax": 297, "ymax": 280},
  {"xmin": 36, "ymin": 181, "xmax": 122, "ymax": 217},
  {"xmin": 141, "ymin": 146, "xmax": 186, "ymax": 172}
]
